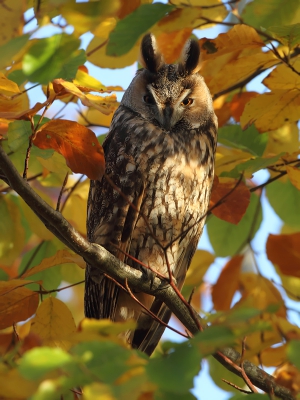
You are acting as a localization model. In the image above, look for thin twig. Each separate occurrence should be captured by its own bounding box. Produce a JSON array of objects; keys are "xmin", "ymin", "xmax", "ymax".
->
[{"xmin": 56, "ymin": 173, "xmax": 69, "ymax": 212}]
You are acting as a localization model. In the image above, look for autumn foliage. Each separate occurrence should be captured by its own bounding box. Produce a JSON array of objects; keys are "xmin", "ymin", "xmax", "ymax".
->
[{"xmin": 0, "ymin": 1, "xmax": 300, "ymax": 399}]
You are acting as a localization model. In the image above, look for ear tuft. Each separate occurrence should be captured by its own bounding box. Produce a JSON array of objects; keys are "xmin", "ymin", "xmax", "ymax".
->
[
  {"xmin": 179, "ymin": 39, "xmax": 200, "ymax": 75},
  {"xmin": 140, "ymin": 33, "xmax": 164, "ymax": 73}
]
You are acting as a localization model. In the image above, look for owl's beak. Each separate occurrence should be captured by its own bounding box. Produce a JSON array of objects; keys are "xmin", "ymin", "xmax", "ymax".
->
[{"xmin": 162, "ymin": 105, "xmax": 173, "ymax": 131}]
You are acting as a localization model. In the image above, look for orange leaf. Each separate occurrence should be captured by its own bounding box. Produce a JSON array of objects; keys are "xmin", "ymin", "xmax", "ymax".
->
[
  {"xmin": 33, "ymin": 119, "xmax": 105, "ymax": 180},
  {"xmin": 210, "ymin": 176, "xmax": 251, "ymax": 224},
  {"xmin": 213, "ymin": 95, "xmax": 232, "ymax": 127},
  {"xmin": 0, "ymin": 280, "xmax": 39, "ymax": 329},
  {"xmin": 156, "ymin": 28, "xmax": 193, "ymax": 64},
  {"xmin": 267, "ymin": 233, "xmax": 300, "ymax": 277},
  {"xmin": 230, "ymin": 91, "xmax": 259, "ymax": 122},
  {"xmin": 286, "ymin": 165, "xmax": 300, "ymax": 190},
  {"xmin": 212, "ymin": 255, "xmax": 243, "ymax": 310}
]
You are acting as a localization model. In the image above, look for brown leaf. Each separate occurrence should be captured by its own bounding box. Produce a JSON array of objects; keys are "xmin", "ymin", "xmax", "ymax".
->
[
  {"xmin": 156, "ymin": 28, "xmax": 193, "ymax": 64},
  {"xmin": 212, "ymin": 255, "xmax": 243, "ymax": 311},
  {"xmin": 267, "ymin": 233, "xmax": 300, "ymax": 277},
  {"xmin": 0, "ymin": 280, "xmax": 39, "ymax": 329},
  {"xmin": 33, "ymin": 119, "xmax": 105, "ymax": 180},
  {"xmin": 210, "ymin": 176, "xmax": 251, "ymax": 224}
]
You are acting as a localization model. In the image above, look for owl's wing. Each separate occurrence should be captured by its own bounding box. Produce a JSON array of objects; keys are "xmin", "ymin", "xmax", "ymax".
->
[
  {"xmin": 132, "ymin": 236, "xmax": 200, "ymax": 355},
  {"xmin": 85, "ymin": 113, "xmax": 146, "ymax": 321}
]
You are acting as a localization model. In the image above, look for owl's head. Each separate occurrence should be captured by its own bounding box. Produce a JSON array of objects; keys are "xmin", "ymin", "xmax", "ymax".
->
[{"xmin": 121, "ymin": 33, "xmax": 216, "ymax": 133}]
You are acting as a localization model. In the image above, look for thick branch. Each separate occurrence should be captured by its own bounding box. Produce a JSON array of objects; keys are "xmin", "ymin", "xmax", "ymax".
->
[{"xmin": 0, "ymin": 146, "xmax": 295, "ymax": 400}]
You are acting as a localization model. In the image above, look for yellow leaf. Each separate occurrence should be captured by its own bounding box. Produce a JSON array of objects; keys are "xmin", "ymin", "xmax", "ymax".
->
[
  {"xmin": 264, "ymin": 123, "xmax": 300, "ymax": 156},
  {"xmin": 21, "ymin": 249, "xmax": 85, "ymax": 279},
  {"xmin": 0, "ymin": 0, "xmax": 24, "ymax": 46},
  {"xmin": 78, "ymin": 107, "xmax": 117, "ymax": 128},
  {"xmin": 212, "ymin": 255, "xmax": 243, "ymax": 311},
  {"xmin": 63, "ymin": 180, "xmax": 89, "ymax": 235},
  {"xmin": 36, "ymin": 152, "xmax": 71, "ymax": 176},
  {"xmin": 0, "ymin": 72, "xmax": 20, "ymax": 95},
  {"xmin": 0, "ymin": 280, "xmax": 39, "ymax": 329},
  {"xmin": 20, "ymin": 191, "xmax": 54, "ymax": 241},
  {"xmin": 241, "ymin": 89, "xmax": 300, "ymax": 132},
  {"xmin": 0, "ymin": 91, "xmax": 29, "ymax": 119},
  {"xmin": 0, "ymin": 195, "xmax": 25, "ymax": 266},
  {"xmin": 83, "ymin": 382, "xmax": 115, "ymax": 400},
  {"xmin": 263, "ymin": 58, "xmax": 300, "ymax": 90},
  {"xmin": 31, "ymin": 297, "xmax": 76, "ymax": 349},
  {"xmin": 0, "ymin": 368, "xmax": 37, "ymax": 399},
  {"xmin": 87, "ymin": 36, "xmax": 140, "ymax": 69},
  {"xmin": 184, "ymin": 250, "xmax": 215, "ymax": 287},
  {"xmin": 53, "ymin": 79, "xmax": 117, "ymax": 115},
  {"xmin": 73, "ymin": 69, "xmax": 107, "ymax": 92},
  {"xmin": 274, "ymin": 363, "xmax": 300, "ymax": 395},
  {"xmin": 215, "ymin": 146, "xmax": 253, "ymax": 176},
  {"xmin": 238, "ymin": 273, "xmax": 286, "ymax": 318},
  {"xmin": 153, "ymin": 8, "xmax": 203, "ymax": 33},
  {"xmin": 261, "ymin": 345, "xmax": 287, "ymax": 367},
  {"xmin": 286, "ymin": 166, "xmax": 300, "ymax": 190}
]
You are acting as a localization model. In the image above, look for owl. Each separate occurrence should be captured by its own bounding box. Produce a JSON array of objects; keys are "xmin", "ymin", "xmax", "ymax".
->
[{"xmin": 85, "ymin": 33, "xmax": 217, "ymax": 355}]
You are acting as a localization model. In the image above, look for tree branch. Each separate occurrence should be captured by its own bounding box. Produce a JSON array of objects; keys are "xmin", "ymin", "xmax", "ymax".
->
[{"xmin": 0, "ymin": 145, "xmax": 295, "ymax": 400}]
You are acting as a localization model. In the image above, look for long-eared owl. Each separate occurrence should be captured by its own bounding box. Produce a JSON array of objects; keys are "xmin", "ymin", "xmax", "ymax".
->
[{"xmin": 85, "ymin": 33, "xmax": 217, "ymax": 355}]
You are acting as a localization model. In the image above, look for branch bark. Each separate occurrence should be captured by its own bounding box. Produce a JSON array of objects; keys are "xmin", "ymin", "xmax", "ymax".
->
[{"xmin": 0, "ymin": 145, "xmax": 295, "ymax": 400}]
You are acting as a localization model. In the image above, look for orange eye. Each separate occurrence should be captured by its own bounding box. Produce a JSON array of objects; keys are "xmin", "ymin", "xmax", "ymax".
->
[
  {"xmin": 143, "ymin": 95, "xmax": 155, "ymax": 104},
  {"xmin": 181, "ymin": 98, "xmax": 194, "ymax": 106}
]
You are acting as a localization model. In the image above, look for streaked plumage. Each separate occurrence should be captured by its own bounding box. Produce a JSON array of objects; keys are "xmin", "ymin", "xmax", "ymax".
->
[{"xmin": 85, "ymin": 33, "xmax": 217, "ymax": 355}]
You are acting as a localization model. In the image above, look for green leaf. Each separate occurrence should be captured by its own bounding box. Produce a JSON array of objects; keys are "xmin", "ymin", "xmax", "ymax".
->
[
  {"xmin": 0, "ymin": 34, "xmax": 30, "ymax": 69},
  {"xmin": 220, "ymin": 154, "xmax": 282, "ymax": 179},
  {"xmin": 193, "ymin": 326, "xmax": 236, "ymax": 354},
  {"xmin": 22, "ymin": 34, "xmax": 85, "ymax": 84},
  {"xmin": 155, "ymin": 391, "xmax": 197, "ymax": 400},
  {"xmin": 287, "ymin": 340, "xmax": 300, "ymax": 369},
  {"xmin": 230, "ymin": 395, "xmax": 270, "ymax": 400},
  {"xmin": 19, "ymin": 240, "xmax": 62, "ymax": 292},
  {"xmin": 207, "ymin": 193, "xmax": 262, "ymax": 256},
  {"xmin": 72, "ymin": 341, "xmax": 132, "ymax": 384},
  {"xmin": 146, "ymin": 341, "xmax": 200, "ymax": 394},
  {"xmin": 107, "ymin": 4, "xmax": 175, "ymax": 56},
  {"xmin": 267, "ymin": 23, "xmax": 300, "ymax": 48},
  {"xmin": 267, "ymin": 179, "xmax": 300, "ymax": 228},
  {"xmin": 218, "ymin": 125, "xmax": 267, "ymax": 157},
  {"xmin": 7, "ymin": 121, "xmax": 32, "ymax": 152},
  {"xmin": 208, "ymin": 356, "xmax": 245, "ymax": 393},
  {"xmin": 242, "ymin": 0, "xmax": 300, "ymax": 30},
  {"xmin": 19, "ymin": 347, "xmax": 72, "ymax": 380}
]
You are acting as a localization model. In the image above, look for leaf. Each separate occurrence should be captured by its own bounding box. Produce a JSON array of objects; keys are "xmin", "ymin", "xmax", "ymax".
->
[
  {"xmin": 53, "ymin": 78, "xmax": 117, "ymax": 115},
  {"xmin": 0, "ymin": 0, "xmax": 24, "ymax": 46},
  {"xmin": 207, "ymin": 193, "xmax": 262, "ymax": 257},
  {"xmin": 286, "ymin": 165, "xmax": 300, "ymax": 190},
  {"xmin": 266, "ymin": 233, "xmax": 300, "ymax": 277},
  {"xmin": 0, "ymin": 368, "xmax": 37, "ymax": 399},
  {"xmin": 184, "ymin": 250, "xmax": 215, "ymax": 287},
  {"xmin": 242, "ymin": 0, "xmax": 300, "ymax": 30},
  {"xmin": 0, "ymin": 72, "xmax": 20, "ymax": 95},
  {"xmin": 155, "ymin": 29, "xmax": 193, "ymax": 64},
  {"xmin": 263, "ymin": 58, "xmax": 300, "ymax": 90},
  {"xmin": 0, "ymin": 280, "xmax": 39, "ymax": 329},
  {"xmin": 19, "ymin": 347, "xmax": 72, "ymax": 380},
  {"xmin": 218, "ymin": 124, "xmax": 268, "ymax": 157},
  {"xmin": 107, "ymin": 4, "xmax": 175, "ymax": 56},
  {"xmin": 7, "ymin": 120, "xmax": 31, "ymax": 151},
  {"xmin": 221, "ymin": 153, "xmax": 282, "ymax": 179},
  {"xmin": 78, "ymin": 107, "xmax": 116, "ymax": 128},
  {"xmin": 22, "ymin": 34, "xmax": 86, "ymax": 84},
  {"xmin": 212, "ymin": 255, "xmax": 243, "ymax": 311},
  {"xmin": 0, "ymin": 89, "xmax": 29, "ymax": 120},
  {"xmin": 264, "ymin": 123, "xmax": 300, "ymax": 157},
  {"xmin": 87, "ymin": 36, "xmax": 140, "ymax": 69},
  {"xmin": 36, "ymin": 151, "xmax": 71, "ymax": 176},
  {"xmin": 229, "ymin": 92, "xmax": 260, "ymax": 122},
  {"xmin": 199, "ymin": 24, "xmax": 265, "ymax": 61},
  {"xmin": 266, "ymin": 179, "xmax": 300, "ymax": 228},
  {"xmin": 22, "ymin": 249, "xmax": 85, "ymax": 279},
  {"xmin": 33, "ymin": 119, "xmax": 105, "ymax": 180},
  {"xmin": 0, "ymin": 195, "xmax": 25, "ymax": 266},
  {"xmin": 0, "ymin": 34, "xmax": 29, "ymax": 70},
  {"xmin": 210, "ymin": 177, "xmax": 251, "ymax": 224},
  {"xmin": 287, "ymin": 341, "xmax": 300, "ymax": 370},
  {"xmin": 146, "ymin": 341, "xmax": 200, "ymax": 394},
  {"xmin": 30, "ymin": 297, "xmax": 76, "ymax": 348},
  {"xmin": 267, "ymin": 23, "xmax": 300, "ymax": 49}
]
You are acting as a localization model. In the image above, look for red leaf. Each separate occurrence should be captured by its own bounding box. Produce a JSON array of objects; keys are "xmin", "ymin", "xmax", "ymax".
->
[{"xmin": 34, "ymin": 119, "xmax": 105, "ymax": 180}]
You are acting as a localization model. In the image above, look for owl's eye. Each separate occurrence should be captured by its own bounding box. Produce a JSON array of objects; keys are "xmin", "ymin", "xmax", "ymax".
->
[
  {"xmin": 143, "ymin": 94, "xmax": 155, "ymax": 104},
  {"xmin": 181, "ymin": 98, "xmax": 194, "ymax": 106}
]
